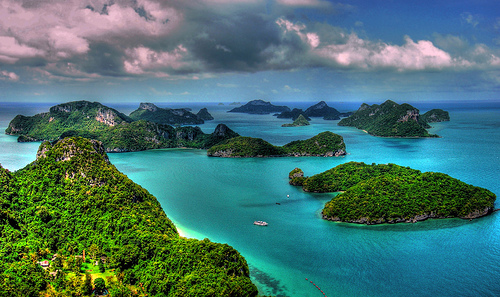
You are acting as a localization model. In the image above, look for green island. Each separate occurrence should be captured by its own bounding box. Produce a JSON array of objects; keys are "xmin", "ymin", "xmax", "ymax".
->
[
  {"xmin": 338, "ymin": 100, "xmax": 449, "ymax": 137},
  {"xmin": 276, "ymin": 101, "xmax": 352, "ymax": 121},
  {"xmin": 5, "ymin": 101, "xmax": 237, "ymax": 152},
  {"xmin": 290, "ymin": 162, "xmax": 496, "ymax": 224},
  {"xmin": 420, "ymin": 108, "xmax": 450, "ymax": 123},
  {"xmin": 228, "ymin": 99, "xmax": 290, "ymax": 114},
  {"xmin": 281, "ymin": 114, "xmax": 310, "ymax": 127},
  {"xmin": 129, "ymin": 102, "xmax": 212, "ymax": 125},
  {"xmin": 207, "ymin": 131, "xmax": 346, "ymax": 157},
  {"xmin": 0, "ymin": 137, "xmax": 258, "ymax": 296}
]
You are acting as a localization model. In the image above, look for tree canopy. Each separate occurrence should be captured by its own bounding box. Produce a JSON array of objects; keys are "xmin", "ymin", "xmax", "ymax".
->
[{"xmin": 0, "ymin": 137, "xmax": 258, "ymax": 296}]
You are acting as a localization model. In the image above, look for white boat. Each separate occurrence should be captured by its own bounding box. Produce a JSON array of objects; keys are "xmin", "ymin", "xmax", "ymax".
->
[{"xmin": 253, "ymin": 221, "xmax": 268, "ymax": 226}]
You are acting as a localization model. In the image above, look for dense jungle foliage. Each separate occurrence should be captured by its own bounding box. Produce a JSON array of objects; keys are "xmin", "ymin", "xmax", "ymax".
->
[
  {"xmin": 207, "ymin": 136, "xmax": 286, "ymax": 157},
  {"xmin": 5, "ymin": 101, "xmax": 237, "ymax": 152},
  {"xmin": 207, "ymin": 131, "xmax": 345, "ymax": 157},
  {"xmin": 5, "ymin": 101, "xmax": 132, "ymax": 141},
  {"xmin": 291, "ymin": 162, "xmax": 496, "ymax": 224},
  {"xmin": 338, "ymin": 100, "xmax": 440, "ymax": 137},
  {"xmin": 0, "ymin": 137, "xmax": 258, "ymax": 296},
  {"xmin": 282, "ymin": 131, "xmax": 345, "ymax": 156}
]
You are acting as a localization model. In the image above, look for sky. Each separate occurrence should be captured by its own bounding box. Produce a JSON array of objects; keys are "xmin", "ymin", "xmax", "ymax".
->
[{"xmin": 0, "ymin": 0, "xmax": 499, "ymax": 104}]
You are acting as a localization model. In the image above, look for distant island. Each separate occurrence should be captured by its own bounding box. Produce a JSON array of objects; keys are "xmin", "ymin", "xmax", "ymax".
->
[
  {"xmin": 129, "ymin": 102, "xmax": 213, "ymax": 125},
  {"xmin": 5, "ymin": 101, "xmax": 235, "ymax": 152},
  {"xmin": 207, "ymin": 131, "xmax": 346, "ymax": 157},
  {"xmin": 276, "ymin": 101, "xmax": 352, "ymax": 121},
  {"xmin": 338, "ymin": 100, "xmax": 449, "ymax": 137},
  {"xmin": 290, "ymin": 162, "xmax": 496, "ymax": 224},
  {"xmin": 197, "ymin": 107, "xmax": 214, "ymax": 120},
  {"xmin": 228, "ymin": 99, "xmax": 290, "ymax": 114},
  {"xmin": 282, "ymin": 114, "xmax": 310, "ymax": 127},
  {"xmin": 420, "ymin": 108, "xmax": 450, "ymax": 123},
  {"xmin": 0, "ymin": 137, "xmax": 258, "ymax": 296}
]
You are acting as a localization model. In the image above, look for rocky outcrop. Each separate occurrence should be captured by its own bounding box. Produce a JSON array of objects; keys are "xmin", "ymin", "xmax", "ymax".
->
[
  {"xmin": 175, "ymin": 126, "xmax": 204, "ymax": 141},
  {"xmin": 304, "ymin": 101, "xmax": 341, "ymax": 120},
  {"xmin": 287, "ymin": 150, "xmax": 346, "ymax": 157},
  {"xmin": 212, "ymin": 124, "xmax": 238, "ymax": 138},
  {"xmin": 289, "ymin": 168, "xmax": 304, "ymax": 179},
  {"xmin": 282, "ymin": 114, "xmax": 310, "ymax": 127},
  {"xmin": 139, "ymin": 102, "xmax": 158, "ymax": 112},
  {"xmin": 397, "ymin": 109, "xmax": 420, "ymax": 123},
  {"xmin": 36, "ymin": 137, "xmax": 110, "ymax": 164},
  {"xmin": 197, "ymin": 108, "xmax": 214, "ymax": 120},
  {"xmin": 95, "ymin": 108, "xmax": 122, "ymax": 126}
]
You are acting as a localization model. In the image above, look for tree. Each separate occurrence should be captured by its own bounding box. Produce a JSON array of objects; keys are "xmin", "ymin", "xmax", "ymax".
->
[
  {"xmin": 75, "ymin": 256, "xmax": 83, "ymax": 273},
  {"xmin": 81, "ymin": 273, "xmax": 93, "ymax": 296},
  {"xmin": 94, "ymin": 277, "xmax": 106, "ymax": 295},
  {"xmin": 108, "ymin": 282, "xmax": 134, "ymax": 297},
  {"xmin": 98, "ymin": 258, "xmax": 105, "ymax": 273}
]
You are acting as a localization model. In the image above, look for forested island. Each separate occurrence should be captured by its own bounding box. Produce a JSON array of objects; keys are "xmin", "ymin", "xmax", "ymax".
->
[
  {"xmin": 6, "ymin": 101, "xmax": 349, "ymax": 158},
  {"xmin": 338, "ymin": 100, "xmax": 449, "ymax": 137},
  {"xmin": 0, "ymin": 137, "xmax": 258, "ymax": 296},
  {"xmin": 281, "ymin": 114, "xmax": 310, "ymax": 127},
  {"xmin": 129, "ymin": 102, "xmax": 212, "ymax": 125},
  {"xmin": 228, "ymin": 99, "xmax": 290, "ymax": 114},
  {"xmin": 5, "ymin": 101, "xmax": 234, "ymax": 152},
  {"xmin": 290, "ymin": 162, "xmax": 496, "ymax": 224},
  {"xmin": 420, "ymin": 108, "xmax": 450, "ymax": 123},
  {"xmin": 277, "ymin": 101, "xmax": 351, "ymax": 121},
  {"xmin": 207, "ymin": 131, "xmax": 345, "ymax": 157}
]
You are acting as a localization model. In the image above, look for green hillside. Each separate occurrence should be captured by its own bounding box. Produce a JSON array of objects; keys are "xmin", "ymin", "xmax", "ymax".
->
[
  {"xmin": 290, "ymin": 162, "xmax": 496, "ymax": 224},
  {"xmin": 338, "ymin": 100, "xmax": 440, "ymax": 137},
  {"xmin": 5, "ymin": 101, "xmax": 238, "ymax": 152},
  {"xmin": 208, "ymin": 131, "xmax": 346, "ymax": 157},
  {"xmin": 129, "ymin": 102, "xmax": 206, "ymax": 125},
  {"xmin": 0, "ymin": 137, "xmax": 257, "ymax": 296}
]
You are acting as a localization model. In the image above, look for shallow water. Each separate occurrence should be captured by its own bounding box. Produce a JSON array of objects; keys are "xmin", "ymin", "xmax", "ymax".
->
[{"xmin": 1, "ymin": 101, "xmax": 499, "ymax": 297}]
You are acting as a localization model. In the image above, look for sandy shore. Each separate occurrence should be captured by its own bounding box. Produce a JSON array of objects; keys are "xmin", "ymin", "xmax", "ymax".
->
[
  {"xmin": 175, "ymin": 222, "xmax": 203, "ymax": 239},
  {"xmin": 176, "ymin": 226, "xmax": 189, "ymax": 238}
]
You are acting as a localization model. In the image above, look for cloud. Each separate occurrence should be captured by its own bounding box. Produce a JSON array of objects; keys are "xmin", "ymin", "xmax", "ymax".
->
[
  {"xmin": 0, "ymin": 0, "xmax": 183, "ymax": 75},
  {"xmin": 276, "ymin": 18, "xmax": 500, "ymax": 72},
  {"xmin": 314, "ymin": 34, "xmax": 456, "ymax": 71},
  {"xmin": 461, "ymin": 12, "xmax": 480, "ymax": 28},
  {"xmin": 216, "ymin": 83, "xmax": 239, "ymax": 88},
  {"xmin": 283, "ymin": 85, "xmax": 300, "ymax": 92},
  {"xmin": 124, "ymin": 45, "xmax": 201, "ymax": 75},
  {"xmin": 0, "ymin": 36, "xmax": 43, "ymax": 63},
  {"xmin": 275, "ymin": 0, "xmax": 331, "ymax": 8},
  {"xmin": 0, "ymin": 70, "xmax": 19, "ymax": 81},
  {"xmin": 0, "ymin": 0, "xmax": 499, "ymax": 84},
  {"xmin": 150, "ymin": 87, "xmax": 173, "ymax": 96}
]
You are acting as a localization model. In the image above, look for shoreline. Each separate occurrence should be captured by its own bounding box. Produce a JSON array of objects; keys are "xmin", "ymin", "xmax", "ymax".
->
[{"xmin": 174, "ymin": 222, "xmax": 204, "ymax": 239}]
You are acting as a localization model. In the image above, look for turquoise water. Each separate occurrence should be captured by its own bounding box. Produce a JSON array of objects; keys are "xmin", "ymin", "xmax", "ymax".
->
[{"xmin": 1, "ymin": 102, "xmax": 499, "ymax": 296}]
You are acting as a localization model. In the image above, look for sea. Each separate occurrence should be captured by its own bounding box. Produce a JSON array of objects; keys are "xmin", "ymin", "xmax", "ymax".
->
[{"xmin": 1, "ymin": 100, "xmax": 499, "ymax": 297}]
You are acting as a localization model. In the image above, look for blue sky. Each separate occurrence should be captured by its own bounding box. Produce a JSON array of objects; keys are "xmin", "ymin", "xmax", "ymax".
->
[{"xmin": 0, "ymin": 0, "xmax": 499, "ymax": 103}]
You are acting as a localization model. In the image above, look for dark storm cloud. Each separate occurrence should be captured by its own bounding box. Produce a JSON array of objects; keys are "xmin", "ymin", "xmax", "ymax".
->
[
  {"xmin": 189, "ymin": 13, "xmax": 283, "ymax": 72},
  {"xmin": 83, "ymin": 43, "xmax": 126, "ymax": 77}
]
